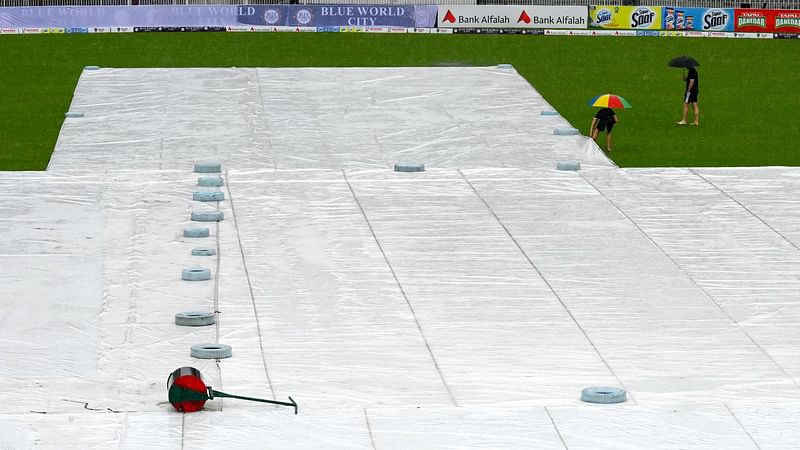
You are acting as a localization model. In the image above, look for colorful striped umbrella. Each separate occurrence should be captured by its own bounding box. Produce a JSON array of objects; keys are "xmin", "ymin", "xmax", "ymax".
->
[{"xmin": 588, "ymin": 94, "xmax": 632, "ymax": 109}]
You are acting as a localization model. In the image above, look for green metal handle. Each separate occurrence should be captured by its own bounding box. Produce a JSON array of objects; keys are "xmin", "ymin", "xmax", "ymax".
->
[{"xmin": 208, "ymin": 388, "xmax": 298, "ymax": 414}]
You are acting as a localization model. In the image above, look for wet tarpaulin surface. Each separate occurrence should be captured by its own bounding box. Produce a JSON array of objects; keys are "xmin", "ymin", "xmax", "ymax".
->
[{"xmin": 1, "ymin": 68, "xmax": 799, "ymax": 448}]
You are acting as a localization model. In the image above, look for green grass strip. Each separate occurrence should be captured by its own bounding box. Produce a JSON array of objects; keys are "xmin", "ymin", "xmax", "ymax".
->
[{"xmin": 0, "ymin": 33, "xmax": 798, "ymax": 170}]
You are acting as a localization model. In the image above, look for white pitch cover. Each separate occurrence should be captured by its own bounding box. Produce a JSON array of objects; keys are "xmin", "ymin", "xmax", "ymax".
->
[{"xmin": 0, "ymin": 68, "xmax": 798, "ymax": 448}]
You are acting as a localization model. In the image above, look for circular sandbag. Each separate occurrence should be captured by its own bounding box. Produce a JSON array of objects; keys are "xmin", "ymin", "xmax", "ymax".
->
[
  {"xmin": 394, "ymin": 162, "xmax": 425, "ymax": 172},
  {"xmin": 557, "ymin": 161, "xmax": 581, "ymax": 171},
  {"xmin": 65, "ymin": 112, "xmax": 84, "ymax": 118},
  {"xmin": 581, "ymin": 387, "xmax": 627, "ymax": 404},
  {"xmin": 182, "ymin": 267, "xmax": 212, "ymax": 281},
  {"xmin": 197, "ymin": 177, "xmax": 224, "ymax": 187},
  {"xmin": 183, "ymin": 227, "xmax": 210, "ymax": 238},
  {"xmin": 191, "ymin": 343, "xmax": 232, "ymax": 359},
  {"xmin": 84, "ymin": 65, "xmax": 100, "ymax": 70},
  {"xmin": 497, "ymin": 63, "xmax": 514, "ymax": 69},
  {"xmin": 191, "ymin": 211, "xmax": 224, "ymax": 222},
  {"xmin": 193, "ymin": 191, "xmax": 225, "ymax": 202},
  {"xmin": 194, "ymin": 163, "xmax": 221, "ymax": 173},
  {"xmin": 554, "ymin": 127, "xmax": 579, "ymax": 136},
  {"xmin": 541, "ymin": 110, "xmax": 559, "ymax": 116},
  {"xmin": 191, "ymin": 247, "xmax": 216, "ymax": 256},
  {"xmin": 175, "ymin": 311, "xmax": 216, "ymax": 327}
]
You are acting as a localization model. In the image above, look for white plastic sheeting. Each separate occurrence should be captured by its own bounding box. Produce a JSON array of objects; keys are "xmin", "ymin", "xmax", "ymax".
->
[{"xmin": 1, "ymin": 68, "xmax": 799, "ymax": 448}]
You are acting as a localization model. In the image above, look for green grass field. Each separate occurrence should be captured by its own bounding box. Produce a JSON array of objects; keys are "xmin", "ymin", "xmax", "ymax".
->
[{"xmin": 0, "ymin": 33, "xmax": 798, "ymax": 170}]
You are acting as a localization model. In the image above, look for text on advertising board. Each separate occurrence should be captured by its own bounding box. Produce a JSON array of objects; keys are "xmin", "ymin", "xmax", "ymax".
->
[{"xmin": 437, "ymin": 6, "xmax": 586, "ymax": 29}]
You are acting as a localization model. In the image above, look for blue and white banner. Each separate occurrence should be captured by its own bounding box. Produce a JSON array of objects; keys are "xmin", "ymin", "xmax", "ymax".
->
[
  {"xmin": 0, "ymin": 5, "xmax": 436, "ymax": 29},
  {"xmin": 237, "ymin": 5, "xmax": 435, "ymax": 28},
  {"xmin": 662, "ymin": 7, "xmax": 734, "ymax": 32}
]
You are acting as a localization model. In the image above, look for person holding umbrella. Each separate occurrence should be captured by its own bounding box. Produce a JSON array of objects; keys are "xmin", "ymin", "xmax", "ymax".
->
[
  {"xmin": 670, "ymin": 56, "xmax": 700, "ymax": 126},
  {"xmin": 588, "ymin": 93, "xmax": 631, "ymax": 152}
]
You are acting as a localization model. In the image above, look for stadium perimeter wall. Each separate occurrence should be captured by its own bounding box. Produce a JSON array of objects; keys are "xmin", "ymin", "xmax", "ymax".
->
[{"xmin": 0, "ymin": 3, "xmax": 799, "ymax": 35}]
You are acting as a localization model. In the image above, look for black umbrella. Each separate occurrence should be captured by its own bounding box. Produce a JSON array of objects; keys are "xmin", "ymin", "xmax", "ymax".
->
[{"xmin": 668, "ymin": 56, "xmax": 700, "ymax": 68}]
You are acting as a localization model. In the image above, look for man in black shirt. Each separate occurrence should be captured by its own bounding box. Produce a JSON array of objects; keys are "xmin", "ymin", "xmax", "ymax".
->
[
  {"xmin": 677, "ymin": 66, "xmax": 699, "ymax": 126},
  {"xmin": 590, "ymin": 107, "xmax": 618, "ymax": 152}
]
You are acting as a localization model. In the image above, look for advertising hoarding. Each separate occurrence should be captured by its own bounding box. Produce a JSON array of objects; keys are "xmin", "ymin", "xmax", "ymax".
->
[
  {"xmin": 589, "ymin": 5, "xmax": 661, "ymax": 30},
  {"xmin": 0, "ymin": 5, "xmax": 436, "ymax": 29},
  {"xmin": 662, "ymin": 7, "xmax": 733, "ymax": 31},
  {"xmin": 735, "ymin": 9, "xmax": 800, "ymax": 33},
  {"xmin": 237, "ymin": 5, "xmax": 433, "ymax": 28},
  {"xmin": 437, "ymin": 6, "xmax": 587, "ymax": 29}
]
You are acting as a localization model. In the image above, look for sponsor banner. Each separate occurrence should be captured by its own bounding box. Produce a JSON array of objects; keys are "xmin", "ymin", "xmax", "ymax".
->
[
  {"xmin": 133, "ymin": 26, "xmax": 225, "ymax": 32},
  {"xmin": 21, "ymin": 27, "xmax": 41, "ymax": 33},
  {"xmin": 636, "ymin": 30, "xmax": 660, "ymax": 36},
  {"xmin": 237, "ymin": 5, "xmax": 435, "ymax": 28},
  {"xmin": 316, "ymin": 26, "xmax": 340, "ymax": 32},
  {"xmin": 453, "ymin": 27, "xmax": 544, "ymax": 34},
  {"xmin": 662, "ymin": 7, "xmax": 732, "ymax": 31},
  {"xmin": 589, "ymin": 6, "xmax": 661, "ymax": 30},
  {"xmin": 774, "ymin": 32, "xmax": 799, "ymax": 38},
  {"xmin": 588, "ymin": 29, "xmax": 632, "ymax": 36},
  {"xmin": 658, "ymin": 30, "xmax": 685, "ymax": 37},
  {"xmin": 409, "ymin": 27, "xmax": 430, "ymax": 33},
  {"xmin": 735, "ymin": 9, "xmax": 800, "ymax": 33},
  {"xmin": 437, "ymin": 6, "xmax": 587, "ymax": 29},
  {"xmin": 65, "ymin": 26, "xmax": 88, "ymax": 33},
  {"xmin": 89, "ymin": 27, "xmax": 110, "ymax": 32},
  {"xmin": 226, "ymin": 25, "xmax": 259, "ymax": 32},
  {"xmin": 0, "ymin": 5, "xmax": 436, "ymax": 29},
  {"xmin": 1, "ymin": 27, "xmax": 18, "ymax": 33},
  {"xmin": 41, "ymin": 27, "xmax": 65, "ymax": 33},
  {"xmin": 0, "ymin": 6, "xmax": 241, "ymax": 28}
]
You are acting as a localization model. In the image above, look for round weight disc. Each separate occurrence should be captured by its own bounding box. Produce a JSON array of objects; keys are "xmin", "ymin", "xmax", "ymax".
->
[
  {"xmin": 557, "ymin": 161, "xmax": 581, "ymax": 171},
  {"xmin": 191, "ymin": 211, "xmax": 224, "ymax": 222},
  {"xmin": 194, "ymin": 163, "xmax": 221, "ymax": 173},
  {"xmin": 193, "ymin": 191, "xmax": 225, "ymax": 202},
  {"xmin": 183, "ymin": 227, "xmax": 210, "ymax": 238},
  {"xmin": 191, "ymin": 247, "xmax": 216, "ymax": 256},
  {"xmin": 182, "ymin": 267, "xmax": 212, "ymax": 281},
  {"xmin": 394, "ymin": 162, "xmax": 425, "ymax": 172},
  {"xmin": 554, "ymin": 127, "xmax": 579, "ymax": 136},
  {"xmin": 197, "ymin": 177, "xmax": 224, "ymax": 187},
  {"xmin": 541, "ymin": 110, "xmax": 559, "ymax": 116},
  {"xmin": 175, "ymin": 311, "xmax": 216, "ymax": 327},
  {"xmin": 580, "ymin": 387, "xmax": 627, "ymax": 404},
  {"xmin": 191, "ymin": 343, "xmax": 232, "ymax": 359}
]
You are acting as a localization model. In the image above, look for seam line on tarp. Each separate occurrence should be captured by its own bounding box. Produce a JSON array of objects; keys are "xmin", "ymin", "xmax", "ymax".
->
[
  {"xmin": 364, "ymin": 408, "xmax": 377, "ymax": 450},
  {"xmin": 691, "ymin": 169, "xmax": 800, "ymax": 255},
  {"xmin": 459, "ymin": 169, "xmax": 630, "ymax": 399},
  {"xmin": 343, "ymin": 170, "xmax": 459, "ymax": 407},
  {"xmin": 544, "ymin": 406, "xmax": 569, "ymax": 450},
  {"xmin": 724, "ymin": 403, "xmax": 763, "ymax": 450},
  {"xmin": 580, "ymin": 171, "xmax": 799, "ymax": 389},
  {"xmin": 215, "ymin": 200, "xmax": 222, "ymax": 343},
  {"xmin": 254, "ymin": 68, "xmax": 278, "ymax": 172},
  {"xmin": 226, "ymin": 169, "xmax": 277, "ymax": 401}
]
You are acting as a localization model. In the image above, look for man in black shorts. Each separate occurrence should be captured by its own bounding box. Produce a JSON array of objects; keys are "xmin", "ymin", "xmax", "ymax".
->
[
  {"xmin": 677, "ymin": 66, "xmax": 699, "ymax": 126},
  {"xmin": 590, "ymin": 107, "xmax": 618, "ymax": 152}
]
